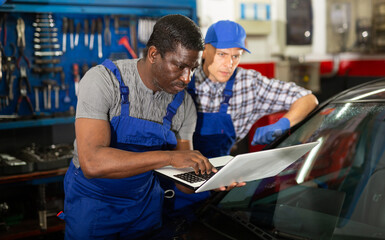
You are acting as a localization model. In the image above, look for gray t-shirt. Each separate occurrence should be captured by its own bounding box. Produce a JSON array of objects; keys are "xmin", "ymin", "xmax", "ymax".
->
[{"xmin": 72, "ymin": 59, "xmax": 197, "ymax": 168}]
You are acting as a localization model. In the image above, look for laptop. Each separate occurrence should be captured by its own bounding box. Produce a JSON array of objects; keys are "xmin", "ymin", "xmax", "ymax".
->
[{"xmin": 155, "ymin": 141, "xmax": 319, "ymax": 193}]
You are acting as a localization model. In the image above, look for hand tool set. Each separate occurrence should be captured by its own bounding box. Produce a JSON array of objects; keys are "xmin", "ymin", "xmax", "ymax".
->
[{"xmin": 0, "ymin": 13, "xmax": 153, "ymax": 119}]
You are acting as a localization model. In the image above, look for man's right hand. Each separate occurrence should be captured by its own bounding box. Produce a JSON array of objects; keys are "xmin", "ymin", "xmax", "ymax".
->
[{"xmin": 169, "ymin": 150, "xmax": 215, "ymax": 175}]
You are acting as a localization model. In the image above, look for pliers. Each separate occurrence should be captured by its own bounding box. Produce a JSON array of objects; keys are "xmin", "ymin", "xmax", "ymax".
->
[
  {"xmin": 15, "ymin": 66, "xmax": 34, "ymax": 114},
  {"xmin": 16, "ymin": 17, "xmax": 30, "ymax": 69}
]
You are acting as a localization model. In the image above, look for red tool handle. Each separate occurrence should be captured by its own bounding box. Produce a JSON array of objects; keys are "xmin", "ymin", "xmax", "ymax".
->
[{"xmin": 118, "ymin": 36, "xmax": 138, "ymax": 59}]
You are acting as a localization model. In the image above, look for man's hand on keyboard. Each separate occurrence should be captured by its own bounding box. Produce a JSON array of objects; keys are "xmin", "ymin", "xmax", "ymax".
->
[{"xmin": 168, "ymin": 150, "xmax": 216, "ymax": 175}]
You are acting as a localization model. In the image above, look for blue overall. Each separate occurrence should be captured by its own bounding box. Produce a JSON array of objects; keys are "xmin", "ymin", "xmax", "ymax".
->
[
  {"xmin": 189, "ymin": 70, "xmax": 237, "ymax": 158},
  {"xmin": 163, "ymin": 70, "xmax": 238, "ymax": 211},
  {"xmin": 59, "ymin": 59, "xmax": 185, "ymax": 240}
]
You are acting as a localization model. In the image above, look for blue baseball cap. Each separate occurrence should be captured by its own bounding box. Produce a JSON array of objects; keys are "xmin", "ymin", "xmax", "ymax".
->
[{"xmin": 205, "ymin": 20, "xmax": 251, "ymax": 53}]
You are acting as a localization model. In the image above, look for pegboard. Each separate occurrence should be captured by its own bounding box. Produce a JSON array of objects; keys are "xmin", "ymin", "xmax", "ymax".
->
[
  {"xmin": 0, "ymin": 12, "xmax": 153, "ymax": 118},
  {"xmin": 0, "ymin": 0, "xmax": 198, "ymax": 122}
]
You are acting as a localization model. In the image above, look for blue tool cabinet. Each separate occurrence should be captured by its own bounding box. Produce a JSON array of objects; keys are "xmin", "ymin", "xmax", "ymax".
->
[{"xmin": 0, "ymin": 1, "xmax": 197, "ymax": 239}]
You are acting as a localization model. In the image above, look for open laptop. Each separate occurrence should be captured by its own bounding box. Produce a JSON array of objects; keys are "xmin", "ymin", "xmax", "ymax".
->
[{"xmin": 155, "ymin": 141, "xmax": 319, "ymax": 193}]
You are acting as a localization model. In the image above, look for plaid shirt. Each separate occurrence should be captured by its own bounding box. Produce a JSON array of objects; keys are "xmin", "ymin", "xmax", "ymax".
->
[{"xmin": 191, "ymin": 66, "xmax": 312, "ymax": 141}]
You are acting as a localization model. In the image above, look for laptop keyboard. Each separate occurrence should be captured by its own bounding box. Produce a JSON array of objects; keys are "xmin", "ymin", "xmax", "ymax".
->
[{"xmin": 174, "ymin": 166, "xmax": 223, "ymax": 183}]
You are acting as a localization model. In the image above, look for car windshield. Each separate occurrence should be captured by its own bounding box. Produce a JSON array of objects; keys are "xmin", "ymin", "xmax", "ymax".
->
[{"xmin": 217, "ymin": 102, "xmax": 385, "ymax": 239}]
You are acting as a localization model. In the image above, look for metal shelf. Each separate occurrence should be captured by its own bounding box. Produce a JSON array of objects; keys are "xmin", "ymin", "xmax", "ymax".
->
[
  {"xmin": 0, "ymin": 0, "xmax": 197, "ymax": 21},
  {"xmin": 0, "ymin": 116, "xmax": 75, "ymax": 130}
]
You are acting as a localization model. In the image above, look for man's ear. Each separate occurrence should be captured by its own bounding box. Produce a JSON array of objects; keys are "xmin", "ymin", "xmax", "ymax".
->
[{"xmin": 148, "ymin": 46, "xmax": 158, "ymax": 64}]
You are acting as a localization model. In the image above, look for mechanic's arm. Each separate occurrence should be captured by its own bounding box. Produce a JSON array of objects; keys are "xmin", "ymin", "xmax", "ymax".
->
[
  {"xmin": 252, "ymin": 94, "xmax": 318, "ymax": 145},
  {"xmin": 76, "ymin": 118, "xmax": 212, "ymax": 179},
  {"xmin": 174, "ymin": 139, "xmax": 246, "ymax": 194},
  {"xmin": 283, "ymin": 94, "xmax": 318, "ymax": 126}
]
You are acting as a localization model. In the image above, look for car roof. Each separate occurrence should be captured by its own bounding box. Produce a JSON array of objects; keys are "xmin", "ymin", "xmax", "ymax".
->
[{"xmin": 331, "ymin": 78, "xmax": 385, "ymax": 103}]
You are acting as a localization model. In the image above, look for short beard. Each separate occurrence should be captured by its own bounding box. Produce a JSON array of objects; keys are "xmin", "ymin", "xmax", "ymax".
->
[{"xmin": 152, "ymin": 78, "xmax": 165, "ymax": 92}]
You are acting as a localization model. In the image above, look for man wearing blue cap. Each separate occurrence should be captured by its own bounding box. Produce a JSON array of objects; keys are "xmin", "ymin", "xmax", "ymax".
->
[
  {"xmin": 166, "ymin": 20, "xmax": 318, "ymax": 212},
  {"xmin": 190, "ymin": 19, "xmax": 318, "ymax": 154}
]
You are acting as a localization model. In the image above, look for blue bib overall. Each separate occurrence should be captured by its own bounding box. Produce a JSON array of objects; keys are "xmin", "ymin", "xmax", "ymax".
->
[
  {"xmin": 189, "ymin": 70, "xmax": 237, "ymax": 158},
  {"xmin": 163, "ymin": 71, "xmax": 237, "ymax": 211},
  {"xmin": 60, "ymin": 59, "xmax": 185, "ymax": 240}
]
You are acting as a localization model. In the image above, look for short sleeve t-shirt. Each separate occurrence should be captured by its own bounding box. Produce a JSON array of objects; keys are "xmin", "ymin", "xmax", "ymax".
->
[{"xmin": 72, "ymin": 59, "xmax": 197, "ymax": 168}]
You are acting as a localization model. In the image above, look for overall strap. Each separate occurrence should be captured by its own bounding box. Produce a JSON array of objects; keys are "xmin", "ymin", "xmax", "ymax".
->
[
  {"xmin": 219, "ymin": 69, "xmax": 237, "ymax": 113},
  {"xmin": 102, "ymin": 59, "xmax": 130, "ymax": 115},
  {"xmin": 163, "ymin": 90, "xmax": 185, "ymax": 129}
]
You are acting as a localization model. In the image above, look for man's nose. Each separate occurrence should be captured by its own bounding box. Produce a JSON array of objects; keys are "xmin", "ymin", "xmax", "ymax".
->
[
  {"xmin": 224, "ymin": 56, "xmax": 233, "ymax": 68},
  {"xmin": 180, "ymin": 68, "xmax": 192, "ymax": 84}
]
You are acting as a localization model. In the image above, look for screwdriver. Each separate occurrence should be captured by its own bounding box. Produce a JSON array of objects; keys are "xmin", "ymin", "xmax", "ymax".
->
[
  {"xmin": 104, "ymin": 15, "xmax": 111, "ymax": 46},
  {"xmin": 97, "ymin": 18, "xmax": 103, "ymax": 58},
  {"xmin": 74, "ymin": 22, "xmax": 81, "ymax": 47},
  {"xmin": 84, "ymin": 19, "xmax": 89, "ymax": 47},
  {"xmin": 69, "ymin": 18, "xmax": 74, "ymax": 50},
  {"xmin": 62, "ymin": 17, "xmax": 68, "ymax": 53},
  {"xmin": 89, "ymin": 19, "xmax": 96, "ymax": 50}
]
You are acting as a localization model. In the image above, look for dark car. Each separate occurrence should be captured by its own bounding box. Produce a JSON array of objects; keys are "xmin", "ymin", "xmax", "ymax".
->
[{"xmin": 180, "ymin": 78, "xmax": 385, "ymax": 240}]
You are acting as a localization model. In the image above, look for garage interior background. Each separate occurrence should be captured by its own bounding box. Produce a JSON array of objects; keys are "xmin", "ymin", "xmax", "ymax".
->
[{"xmin": 0, "ymin": 0, "xmax": 385, "ymax": 239}]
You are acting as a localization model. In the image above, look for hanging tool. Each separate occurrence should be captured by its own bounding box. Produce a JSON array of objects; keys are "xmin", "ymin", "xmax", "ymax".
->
[
  {"xmin": 69, "ymin": 18, "xmax": 74, "ymax": 50},
  {"xmin": 32, "ymin": 22, "xmax": 55, "ymax": 28},
  {"xmin": 42, "ymin": 79, "xmax": 57, "ymax": 110},
  {"xmin": 73, "ymin": 63, "xmax": 80, "ymax": 96},
  {"xmin": 15, "ymin": 67, "xmax": 34, "ymax": 114},
  {"xmin": 74, "ymin": 22, "xmax": 81, "ymax": 47},
  {"xmin": 34, "ymin": 38, "xmax": 58, "ymax": 43},
  {"xmin": 34, "ymin": 51, "xmax": 63, "ymax": 57},
  {"xmin": 16, "ymin": 17, "xmax": 31, "ymax": 69},
  {"xmin": 113, "ymin": 15, "xmax": 128, "ymax": 35},
  {"xmin": 104, "ymin": 15, "xmax": 111, "ymax": 46},
  {"xmin": 60, "ymin": 71, "xmax": 66, "ymax": 90},
  {"xmin": 34, "ymin": 44, "xmax": 61, "ymax": 50},
  {"xmin": 97, "ymin": 18, "xmax": 103, "ymax": 58},
  {"xmin": 35, "ymin": 18, "xmax": 54, "ymax": 23},
  {"xmin": 35, "ymin": 32, "xmax": 58, "ymax": 38},
  {"xmin": 62, "ymin": 17, "xmax": 68, "ymax": 53},
  {"xmin": 60, "ymin": 70, "xmax": 70, "ymax": 103},
  {"xmin": 3, "ymin": 43, "xmax": 16, "ymax": 100},
  {"xmin": 34, "ymin": 58, "xmax": 60, "ymax": 65},
  {"xmin": 0, "ymin": 13, "xmax": 7, "ymax": 47},
  {"xmin": 84, "ymin": 19, "xmax": 89, "ymax": 47},
  {"xmin": 118, "ymin": 36, "xmax": 138, "ymax": 59},
  {"xmin": 32, "ymin": 66, "xmax": 63, "ymax": 74},
  {"xmin": 54, "ymin": 86, "xmax": 60, "ymax": 109},
  {"xmin": 34, "ymin": 27, "xmax": 58, "ymax": 32},
  {"xmin": 34, "ymin": 86, "xmax": 40, "ymax": 112},
  {"xmin": 89, "ymin": 19, "xmax": 96, "ymax": 50},
  {"xmin": 64, "ymin": 88, "xmax": 71, "ymax": 104}
]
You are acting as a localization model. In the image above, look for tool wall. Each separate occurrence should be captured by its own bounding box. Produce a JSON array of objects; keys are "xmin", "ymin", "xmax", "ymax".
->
[{"xmin": 0, "ymin": 0, "xmax": 197, "ymax": 120}]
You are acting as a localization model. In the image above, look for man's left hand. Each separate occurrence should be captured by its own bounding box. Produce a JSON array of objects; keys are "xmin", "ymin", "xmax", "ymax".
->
[
  {"xmin": 251, "ymin": 118, "xmax": 290, "ymax": 145},
  {"xmin": 214, "ymin": 182, "xmax": 246, "ymax": 192}
]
